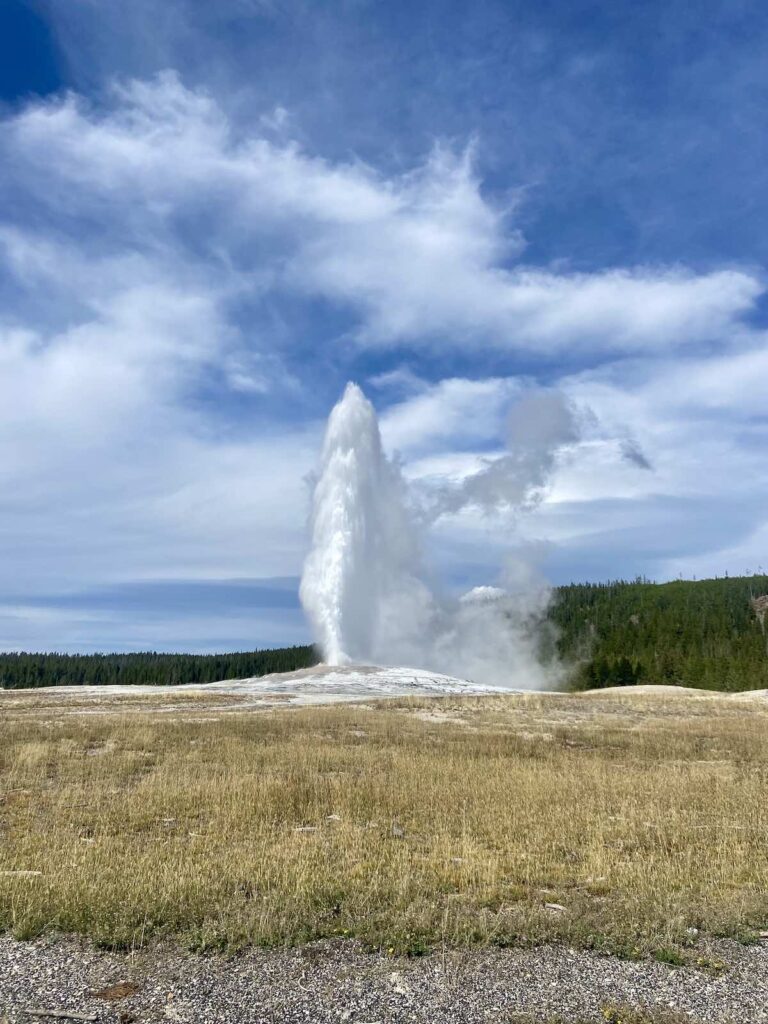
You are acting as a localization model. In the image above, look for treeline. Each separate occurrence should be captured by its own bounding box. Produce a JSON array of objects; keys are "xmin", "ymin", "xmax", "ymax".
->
[
  {"xmin": 3, "ymin": 574, "xmax": 768, "ymax": 692},
  {"xmin": 550, "ymin": 574, "xmax": 768, "ymax": 692},
  {"xmin": 0, "ymin": 645, "xmax": 318, "ymax": 690}
]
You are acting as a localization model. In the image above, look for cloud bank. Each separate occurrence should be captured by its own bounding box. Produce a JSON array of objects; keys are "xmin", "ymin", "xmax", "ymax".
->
[{"xmin": 0, "ymin": 72, "xmax": 766, "ymax": 650}]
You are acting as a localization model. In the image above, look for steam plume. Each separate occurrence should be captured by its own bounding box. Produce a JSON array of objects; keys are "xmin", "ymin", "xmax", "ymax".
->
[
  {"xmin": 300, "ymin": 382, "xmax": 572, "ymax": 687},
  {"xmin": 420, "ymin": 389, "xmax": 579, "ymax": 519}
]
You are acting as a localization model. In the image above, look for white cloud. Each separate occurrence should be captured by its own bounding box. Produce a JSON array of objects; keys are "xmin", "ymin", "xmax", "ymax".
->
[
  {"xmin": 3, "ymin": 74, "xmax": 762, "ymax": 356},
  {"xmin": 660, "ymin": 520, "xmax": 768, "ymax": 581},
  {"xmin": 528, "ymin": 352, "xmax": 768, "ymax": 578},
  {"xmin": 0, "ymin": 71, "xmax": 766, "ymax": 651},
  {"xmin": 381, "ymin": 377, "xmax": 519, "ymax": 456},
  {"xmin": 376, "ymin": 350, "xmax": 768, "ymax": 586},
  {"xmin": 0, "ymin": 600, "xmax": 308, "ymax": 654},
  {"xmin": 0, "ymin": 225, "xmax": 316, "ymax": 596}
]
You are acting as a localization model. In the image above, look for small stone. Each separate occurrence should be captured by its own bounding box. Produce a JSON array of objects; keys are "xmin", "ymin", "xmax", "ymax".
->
[{"xmin": 390, "ymin": 971, "xmax": 409, "ymax": 995}]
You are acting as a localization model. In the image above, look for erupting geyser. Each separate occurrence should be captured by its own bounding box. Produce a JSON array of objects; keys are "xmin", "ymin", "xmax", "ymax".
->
[
  {"xmin": 300, "ymin": 382, "xmax": 568, "ymax": 689},
  {"xmin": 299, "ymin": 383, "xmax": 428, "ymax": 665}
]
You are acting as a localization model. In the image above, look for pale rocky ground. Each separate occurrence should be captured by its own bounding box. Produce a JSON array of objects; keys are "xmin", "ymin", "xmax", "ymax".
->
[
  {"xmin": 0, "ymin": 664, "xmax": 510, "ymax": 716},
  {"xmin": 1, "ymin": 933, "xmax": 768, "ymax": 1023},
  {"xmin": 1, "ymin": 664, "xmax": 766, "ymax": 720}
]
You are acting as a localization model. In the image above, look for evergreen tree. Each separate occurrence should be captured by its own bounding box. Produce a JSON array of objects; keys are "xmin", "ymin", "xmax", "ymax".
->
[{"xmin": 551, "ymin": 573, "xmax": 768, "ymax": 692}]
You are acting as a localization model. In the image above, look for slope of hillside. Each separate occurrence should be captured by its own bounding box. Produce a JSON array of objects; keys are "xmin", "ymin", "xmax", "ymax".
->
[{"xmin": 552, "ymin": 574, "xmax": 768, "ymax": 691}]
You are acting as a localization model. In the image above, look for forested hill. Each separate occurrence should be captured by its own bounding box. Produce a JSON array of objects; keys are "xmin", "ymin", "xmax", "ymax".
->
[
  {"xmin": 1, "ymin": 575, "xmax": 767, "ymax": 691},
  {"xmin": 0, "ymin": 645, "xmax": 318, "ymax": 690},
  {"xmin": 551, "ymin": 574, "xmax": 768, "ymax": 691}
]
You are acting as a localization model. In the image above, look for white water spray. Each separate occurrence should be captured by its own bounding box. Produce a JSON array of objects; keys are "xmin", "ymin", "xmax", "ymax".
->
[
  {"xmin": 299, "ymin": 383, "xmax": 428, "ymax": 664},
  {"xmin": 300, "ymin": 382, "xmax": 571, "ymax": 688}
]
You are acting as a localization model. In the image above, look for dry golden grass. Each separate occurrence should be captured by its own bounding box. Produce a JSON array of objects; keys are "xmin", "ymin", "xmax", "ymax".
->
[{"xmin": 1, "ymin": 689, "xmax": 767, "ymax": 956}]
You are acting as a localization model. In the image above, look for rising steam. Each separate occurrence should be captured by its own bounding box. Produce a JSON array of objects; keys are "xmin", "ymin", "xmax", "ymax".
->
[{"xmin": 300, "ymin": 382, "xmax": 574, "ymax": 688}]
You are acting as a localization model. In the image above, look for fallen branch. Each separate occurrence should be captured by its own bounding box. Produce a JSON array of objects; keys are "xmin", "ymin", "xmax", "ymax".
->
[{"xmin": 22, "ymin": 1010, "xmax": 97, "ymax": 1021}]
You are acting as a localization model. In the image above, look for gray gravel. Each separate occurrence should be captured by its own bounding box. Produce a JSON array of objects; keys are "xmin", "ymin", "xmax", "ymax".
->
[{"xmin": 1, "ymin": 936, "xmax": 767, "ymax": 1023}]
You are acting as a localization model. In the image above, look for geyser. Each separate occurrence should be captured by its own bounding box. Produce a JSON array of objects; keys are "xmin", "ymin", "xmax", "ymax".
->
[
  {"xmin": 300, "ymin": 382, "xmax": 569, "ymax": 688},
  {"xmin": 299, "ymin": 383, "xmax": 429, "ymax": 664}
]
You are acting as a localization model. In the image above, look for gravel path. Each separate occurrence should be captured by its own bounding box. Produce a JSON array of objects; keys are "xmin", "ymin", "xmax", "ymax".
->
[{"xmin": 1, "ymin": 936, "xmax": 766, "ymax": 1023}]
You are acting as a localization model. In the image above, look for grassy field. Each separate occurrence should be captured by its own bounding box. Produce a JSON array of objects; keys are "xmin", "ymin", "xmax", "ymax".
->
[{"xmin": 1, "ymin": 688, "xmax": 767, "ymax": 960}]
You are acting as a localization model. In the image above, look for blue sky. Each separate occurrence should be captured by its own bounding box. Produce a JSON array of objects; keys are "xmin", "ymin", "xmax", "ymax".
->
[{"xmin": 1, "ymin": 0, "xmax": 767, "ymax": 652}]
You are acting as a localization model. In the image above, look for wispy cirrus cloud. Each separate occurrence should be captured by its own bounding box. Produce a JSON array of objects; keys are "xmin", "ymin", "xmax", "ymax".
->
[{"xmin": 3, "ymin": 73, "xmax": 762, "ymax": 357}]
